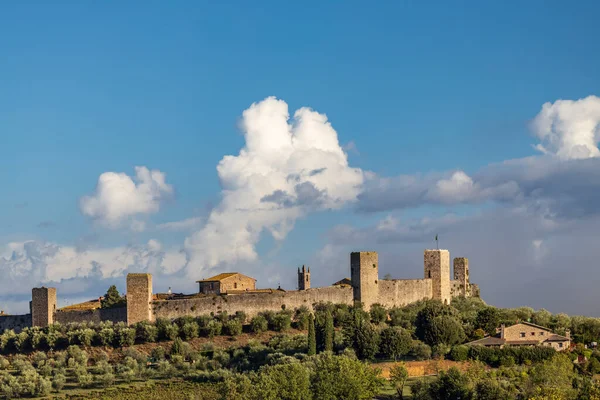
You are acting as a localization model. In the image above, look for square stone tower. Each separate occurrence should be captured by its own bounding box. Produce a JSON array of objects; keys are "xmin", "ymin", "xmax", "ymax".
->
[
  {"xmin": 350, "ymin": 251, "xmax": 379, "ymax": 309},
  {"xmin": 424, "ymin": 249, "xmax": 450, "ymax": 304},
  {"xmin": 31, "ymin": 287, "xmax": 57, "ymax": 327},
  {"xmin": 453, "ymin": 257, "xmax": 469, "ymax": 295},
  {"xmin": 126, "ymin": 273, "xmax": 153, "ymax": 325},
  {"xmin": 298, "ymin": 265, "xmax": 310, "ymax": 290}
]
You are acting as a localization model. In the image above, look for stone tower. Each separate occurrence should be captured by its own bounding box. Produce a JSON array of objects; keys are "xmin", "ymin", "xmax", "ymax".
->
[
  {"xmin": 298, "ymin": 265, "xmax": 310, "ymax": 290},
  {"xmin": 424, "ymin": 249, "xmax": 450, "ymax": 304},
  {"xmin": 453, "ymin": 257, "xmax": 469, "ymax": 296},
  {"xmin": 126, "ymin": 273, "xmax": 153, "ymax": 325},
  {"xmin": 350, "ymin": 251, "xmax": 379, "ymax": 309},
  {"xmin": 31, "ymin": 287, "xmax": 57, "ymax": 327}
]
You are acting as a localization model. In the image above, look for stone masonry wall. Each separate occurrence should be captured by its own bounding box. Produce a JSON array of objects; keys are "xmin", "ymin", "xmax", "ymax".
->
[
  {"xmin": 153, "ymin": 286, "xmax": 354, "ymax": 320},
  {"xmin": 31, "ymin": 287, "xmax": 57, "ymax": 327},
  {"xmin": 350, "ymin": 251, "xmax": 379, "ymax": 309},
  {"xmin": 424, "ymin": 250, "xmax": 450, "ymax": 304},
  {"xmin": 502, "ymin": 323, "xmax": 550, "ymax": 341},
  {"xmin": 54, "ymin": 307, "xmax": 127, "ymax": 325},
  {"xmin": 377, "ymin": 279, "xmax": 433, "ymax": 308},
  {"xmin": 0, "ymin": 314, "xmax": 32, "ymax": 333},
  {"xmin": 127, "ymin": 274, "xmax": 153, "ymax": 325}
]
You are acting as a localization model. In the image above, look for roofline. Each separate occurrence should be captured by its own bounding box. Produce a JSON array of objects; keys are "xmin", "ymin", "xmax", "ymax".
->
[{"xmin": 196, "ymin": 272, "xmax": 257, "ymax": 283}]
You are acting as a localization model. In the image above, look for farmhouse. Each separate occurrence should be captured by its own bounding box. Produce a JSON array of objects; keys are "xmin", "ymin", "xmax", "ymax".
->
[{"xmin": 466, "ymin": 321, "xmax": 571, "ymax": 351}]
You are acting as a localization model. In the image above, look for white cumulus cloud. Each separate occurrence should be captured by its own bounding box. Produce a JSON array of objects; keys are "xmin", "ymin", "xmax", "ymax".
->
[
  {"xmin": 80, "ymin": 166, "xmax": 173, "ymax": 229},
  {"xmin": 532, "ymin": 95, "xmax": 600, "ymax": 160},
  {"xmin": 183, "ymin": 96, "xmax": 363, "ymax": 276}
]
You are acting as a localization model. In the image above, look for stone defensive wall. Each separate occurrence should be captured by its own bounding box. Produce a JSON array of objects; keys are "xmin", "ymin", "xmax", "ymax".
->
[
  {"xmin": 54, "ymin": 307, "xmax": 127, "ymax": 325},
  {"xmin": 0, "ymin": 314, "xmax": 32, "ymax": 333},
  {"xmin": 0, "ymin": 249, "xmax": 478, "ymax": 331},
  {"xmin": 152, "ymin": 285, "xmax": 354, "ymax": 321},
  {"xmin": 377, "ymin": 279, "xmax": 433, "ymax": 309}
]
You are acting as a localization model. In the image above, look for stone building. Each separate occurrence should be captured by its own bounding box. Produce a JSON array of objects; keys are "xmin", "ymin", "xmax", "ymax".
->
[
  {"xmin": 2, "ymin": 249, "xmax": 480, "ymax": 331},
  {"xmin": 298, "ymin": 265, "xmax": 310, "ymax": 290},
  {"xmin": 466, "ymin": 321, "xmax": 571, "ymax": 351},
  {"xmin": 196, "ymin": 272, "xmax": 257, "ymax": 295}
]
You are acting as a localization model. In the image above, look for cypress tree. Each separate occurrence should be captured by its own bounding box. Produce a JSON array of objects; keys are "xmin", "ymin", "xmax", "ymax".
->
[
  {"xmin": 324, "ymin": 310, "xmax": 334, "ymax": 352},
  {"xmin": 308, "ymin": 313, "xmax": 317, "ymax": 356}
]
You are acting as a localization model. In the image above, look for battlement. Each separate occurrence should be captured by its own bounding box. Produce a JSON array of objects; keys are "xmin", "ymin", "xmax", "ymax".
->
[
  {"xmin": 31, "ymin": 287, "xmax": 57, "ymax": 327},
  {"xmin": 1, "ymin": 249, "xmax": 479, "ymax": 333}
]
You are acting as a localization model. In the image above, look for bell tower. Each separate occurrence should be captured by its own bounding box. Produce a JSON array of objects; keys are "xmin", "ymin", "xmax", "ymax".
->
[{"xmin": 298, "ymin": 265, "xmax": 310, "ymax": 290}]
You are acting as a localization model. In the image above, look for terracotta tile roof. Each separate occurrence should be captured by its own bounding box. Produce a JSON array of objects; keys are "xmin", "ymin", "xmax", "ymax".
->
[
  {"xmin": 58, "ymin": 298, "xmax": 102, "ymax": 312},
  {"xmin": 333, "ymin": 278, "xmax": 352, "ymax": 286},
  {"xmin": 515, "ymin": 321, "xmax": 554, "ymax": 331},
  {"xmin": 466, "ymin": 336, "xmax": 506, "ymax": 346},
  {"xmin": 196, "ymin": 272, "xmax": 256, "ymax": 283},
  {"xmin": 544, "ymin": 334, "xmax": 570, "ymax": 342}
]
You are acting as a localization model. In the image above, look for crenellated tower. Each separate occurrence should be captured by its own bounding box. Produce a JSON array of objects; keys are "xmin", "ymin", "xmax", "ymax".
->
[
  {"xmin": 298, "ymin": 265, "xmax": 311, "ymax": 290},
  {"xmin": 350, "ymin": 251, "xmax": 379, "ymax": 309},
  {"xmin": 453, "ymin": 257, "xmax": 469, "ymax": 296},
  {"xmin": 424, "ymin": 249, "xmax": 451, "ymax": 304}
]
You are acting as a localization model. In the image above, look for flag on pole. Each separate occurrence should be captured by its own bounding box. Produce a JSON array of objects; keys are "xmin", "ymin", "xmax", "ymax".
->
[{"xmin": 435, "ymin": 234, "xmax": 438, "ymax": 241}]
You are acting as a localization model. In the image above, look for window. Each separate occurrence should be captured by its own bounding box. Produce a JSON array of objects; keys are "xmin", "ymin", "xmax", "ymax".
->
[
  {"xmin": 540, "ymin": 332, "xmax": 544, "ymax": 336},
  {"xmin": 306, "ymin": 276, "xmax": 309, "ymax": 282},
  {"xmin": 234, "ymin": 283, "xmax": 238, "ymax": 289},
  {"xmin": 428, "ymin": 271, "xmax": 431, "ymax": 278},
  {"xmin": 559, "ymin": 343, "xmax": 563, "ymax": 348},
  {"xmin": 531, "ymin": 332, "xmax": 535, "ymax": 336},
  {"xmin": 520, "ymin": 332, "xmax": 526, "ymax": 338}
]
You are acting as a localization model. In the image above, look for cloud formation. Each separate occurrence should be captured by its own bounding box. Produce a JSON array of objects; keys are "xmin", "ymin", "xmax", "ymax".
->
[
  {"xmin": 80, "ymin": 166, "xmax": 173, "ymax": 229},
  {"xmin": 0, "ymin": 239, "xmax": 187, "ymax": 312},
  {"xmin": 532, "ymin": 95, "xmax": 600, "ymax": 159},
  {"xmin": 183, "ymin": 96, "xmax": 363, "ymax": 276}
]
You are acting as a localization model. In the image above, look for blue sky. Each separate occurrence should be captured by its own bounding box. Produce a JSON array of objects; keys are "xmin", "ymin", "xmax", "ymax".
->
[{"xmin": 2, "ymin": 1, "xmax": 600, "ymax": 314}]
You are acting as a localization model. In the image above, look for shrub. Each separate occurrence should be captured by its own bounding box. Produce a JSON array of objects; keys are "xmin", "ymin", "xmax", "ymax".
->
[
  {"xmin": 294, "ymin": 306, "xmax": 311, "ymax": 330},
  {"xmin": 223, "ymin": 319, "xmax": 243, "ymax": 337},
  {"xmin": 410, "ymin": 340, "xmax": 432, "ymax": 360},
  {"xmin": 369, "ymin": 303, "xmax": 387, "ymax": 324},
  {"xmin": 171, "ymin": 337, "xmax": 191, "ymax": 357},
  {"xmin": 449, "ymin": 345, "xmax": 469, "ymax": 362},
  {"xmin": 270, "ymin": 311, "xmax": 292, "ymax": 332},
  {"xmin": 234, "ymin": 311, "xmax": 247, "ymax": 324},
  {"xmin": 151, "ymin": 346, "xmax": 166, "ymax": 361},
  {"xmin": 379, "ymin": 327, "xmax": 412, "ymax": 360},
  {"xmin": 332, "ymin": 304, "xmax": 352, "ymax": 328},
  {"xmin": 52, "ymin": 373, "xmax": 66, "ymax": 392},
  {"xmin": 117, "ymin": 328, "xmax": 136, "ymax": 347},
  {"xmin": 135, "ymin": 322, "xmax": 158, "ymax": 343},
  {"xmin": 181, "ymin": 322, "xmax": 200, "ymax": 340},
  {"xmin": 97, "ymin": 328, "xmax": 115, "ymax": 347},
  {"xmin": 250, "ymin": 315, "xmax": 268, "ymax": 333}
]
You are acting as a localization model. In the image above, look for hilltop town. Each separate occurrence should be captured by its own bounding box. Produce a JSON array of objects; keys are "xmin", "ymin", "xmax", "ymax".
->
[{"xmin": 0, "ymin": 249, "xmax": 478, "ymax": 332}]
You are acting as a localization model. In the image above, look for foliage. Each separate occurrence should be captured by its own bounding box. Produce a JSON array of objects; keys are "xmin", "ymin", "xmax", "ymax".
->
[
  {"xmin": 369, "ymin": 303, "xmax": 388, "ymax": 324},
  {"xmin": 223, "ymin": 319, "xmax": 243, "ymax": 337},
  {"xmin": 250, "ymin": 315, "xmax": 268, "ymax": 334},
  {"xmin": 379, "ymin": 327, "xmax": 412, "ymax": 360},
  {"xmin": 101, "ymin": 285, "xmax": 127, "ymax": 309},
  {"xmin": 389, "ymin": 363, "xmax": 409, "ymax": 398},
  {"xmin": 308, "ymin": 313, "xmax": 316, "ymax": 356},
  {"xmin": 475, "ymin": 307, "xmax": 501, "ymax": 336},
  {"xmin": 415, "ymin": 300, "xmax": 465, "ymax": 347}
]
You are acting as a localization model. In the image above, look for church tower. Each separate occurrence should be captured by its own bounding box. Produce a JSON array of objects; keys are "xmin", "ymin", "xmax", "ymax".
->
[{"xmin": 298, "ymin": 265, "xmax": 311, "ymax": 290}]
